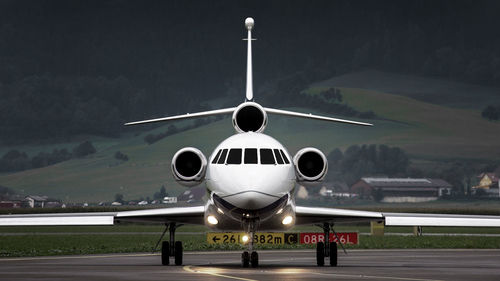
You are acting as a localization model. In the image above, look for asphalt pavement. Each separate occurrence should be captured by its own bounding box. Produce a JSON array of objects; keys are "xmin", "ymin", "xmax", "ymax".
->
[{"xmin": 1, "ymin": 249, "xmax": 499, "ymax": 281}]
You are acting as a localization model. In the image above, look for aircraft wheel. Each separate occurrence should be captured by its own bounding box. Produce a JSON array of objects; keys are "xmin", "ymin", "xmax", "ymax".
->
[
  {"xmin": 316, "ymin": 242, "xmax": 325, "ymax": 266},
  {"xmin": 242, "ymin": 251, "xmax": 250, "ymax": 267},
  {"xmin": 174, "ymin": 241, "xmax": 183, "ymax": 265},
  {"xmin": 250, "ymin": 251, "xmax": 259, "ymax": 268},
  {"xmin": 161, "ymin": 241, "xmax": 170, "ymax": 266},
  {"xmin": 329, "ymin": 242, "xmax": 337, "ymax": 267}
]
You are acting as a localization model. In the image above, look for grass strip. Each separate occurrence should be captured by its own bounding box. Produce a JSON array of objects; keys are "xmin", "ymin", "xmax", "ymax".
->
[{"xmin": 1, "ymin": 234, "xmax": 500, "ymax": 258}]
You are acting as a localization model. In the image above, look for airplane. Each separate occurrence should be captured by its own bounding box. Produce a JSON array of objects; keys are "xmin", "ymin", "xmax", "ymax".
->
[{"xmin": 2, "ymin": 17, "xmax": 500, "ymax": 268}]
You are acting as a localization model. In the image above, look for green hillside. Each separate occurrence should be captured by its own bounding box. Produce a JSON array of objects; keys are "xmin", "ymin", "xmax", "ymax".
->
[
  {"xmin": 2, "ymin": 74, "xmax": 500, "ymax": 202},
  {"xmin": 313, "ymin": 70, "xmax": 500, "ymax": 109},
  {"xmin": 307, "ymin": 86, "xmax": 500, "ymax": 160}
]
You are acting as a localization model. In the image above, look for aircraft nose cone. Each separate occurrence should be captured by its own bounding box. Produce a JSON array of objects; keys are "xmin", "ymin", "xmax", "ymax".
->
[
  {"xmin": 222, "ymin": 191, "xmax": 279, "ymax": 210},
  {"xmin": 243, "ymin": 196, "xmax": 264, "ymax": 210}
]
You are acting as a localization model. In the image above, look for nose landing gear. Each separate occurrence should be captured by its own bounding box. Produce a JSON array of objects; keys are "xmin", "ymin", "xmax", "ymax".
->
[{"xmin": 242, "ymin": 220, "xmax": 259, "ymax": 268}]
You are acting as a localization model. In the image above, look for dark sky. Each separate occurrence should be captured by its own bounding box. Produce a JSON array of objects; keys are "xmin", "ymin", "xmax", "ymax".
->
[{"xmin": 1, "ymin": 0, "xmax": 500, "ymax": 140}]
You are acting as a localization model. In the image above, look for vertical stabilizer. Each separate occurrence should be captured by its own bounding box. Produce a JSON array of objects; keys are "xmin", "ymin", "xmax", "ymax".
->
[{"xmin": 245, "ymin": 17, "xmax": 254, "ymax": 101}]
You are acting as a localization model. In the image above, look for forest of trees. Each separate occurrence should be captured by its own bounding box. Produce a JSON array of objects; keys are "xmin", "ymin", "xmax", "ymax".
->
[
  {"xmin": 0, "ymin": 141, "xmax": 97, "ymax": 172},
  {"xmin": 326, "ymin": 144, "xmax": 409, "ymax": 186},
  {"xmin": 1, "ymin": 1, "xmax": 500, "ymax": 143},
  {"xmin": 263, "ymin": 72, "xmax": 376, "ymax": 119},
  {"xmin": 482, "ymin": 105, "xmax": 500, "ymax": 121},
  {"xmin": 325, "ymin": 144, "xmax": 500, "ymax": 197}
]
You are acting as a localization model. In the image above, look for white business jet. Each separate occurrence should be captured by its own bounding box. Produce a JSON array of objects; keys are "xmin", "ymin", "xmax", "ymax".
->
[{"xmin": 2, "ymin": 17, "xmax": 500, "ymax": 268}]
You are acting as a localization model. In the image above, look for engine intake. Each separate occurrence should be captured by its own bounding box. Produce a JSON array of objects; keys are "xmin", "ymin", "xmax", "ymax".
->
[
  {"xmin": 232, "ymin": 102, "xmax": 267, "ymax": 133},
  {"xmin": 293, "ymin": 148, "xmax": 328, "ymax": 182},
  {"xmin": 171, "ymin": 147, "xmax": 207, "ymax": 187}
]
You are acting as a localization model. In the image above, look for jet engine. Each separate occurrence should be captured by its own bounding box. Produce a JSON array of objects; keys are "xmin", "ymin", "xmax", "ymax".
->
[
  {"xmin": 293, "ymin": 148, "xmax": 328, "ymax": 182},
  {"xmin": 232, "ymin": 102, "xmax": 268, "ymax": 133},
  {"xmin": 171, "ymin": 147, "xmax": 207, "ymax": 187}
]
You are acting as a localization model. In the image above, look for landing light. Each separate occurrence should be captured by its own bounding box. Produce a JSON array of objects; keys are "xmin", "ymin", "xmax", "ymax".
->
[
  {"xmin": 217, "ymin": 208, "xmax": 224, "ymax": 214},
  {"xmin": 242, "ymin": 235, "xmax": 249, "ymax": 243},
  {"xmin": 282, "ymin": 215, "xmax": 293, "ymax": 225},
  {"xmin": 276, "ymin": 208, "xmax": 284, "ymax": 215},
  {"xmin": 207, "ymin": 215, "xmax": 218, "ymax": 225}
]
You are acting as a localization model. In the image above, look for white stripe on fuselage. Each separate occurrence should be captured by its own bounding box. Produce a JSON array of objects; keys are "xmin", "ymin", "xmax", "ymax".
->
[{"xmin": 205, "ymin": 132, "xmax": 296, "ymax": 210}]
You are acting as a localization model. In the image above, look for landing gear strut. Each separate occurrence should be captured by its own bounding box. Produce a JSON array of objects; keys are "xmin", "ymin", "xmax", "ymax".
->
[
  {"xmin": 158, "ymin": 222, "xmax": 184, "ymax": 266},
  {"xmin": 316, "ymin": 223, "xmax": 341, "ymax": 267},
  {"xmin": 242, "ymin": 220, "xmax": 258, "ymax": 268}
]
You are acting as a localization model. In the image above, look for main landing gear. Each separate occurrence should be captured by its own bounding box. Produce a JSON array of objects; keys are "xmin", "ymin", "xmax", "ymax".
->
[
  {"xmin": 316, "ymin": 222, "xmax": 343, "ymax": 267},
  {"xmin": 241, "ymin": 221, "xmax": 258, "ymax": 268},
  {"xmin": 241, "ymin": 250, "xmax": 259, "ymax": 268},
  {"xmin": 155, "ymin": 222, "xmax": 184, "ymax": 266}
]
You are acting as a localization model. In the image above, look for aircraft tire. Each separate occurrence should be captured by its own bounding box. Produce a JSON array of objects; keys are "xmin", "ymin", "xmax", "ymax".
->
[
  {"xmin": 242, "ymin": 251, "xmax": 250, "ymax": 267},
  {"xmin": 316, "ymin": 242, "xmax": 325, "ymax": 266},
  {"xmin": 250, "ymin": 251, "xmax": 259, "ymax": 268},
  {"xmin": 174, "ymin": 241, "xmax": 183, "ymax": 265},
  {"xmin": 161, "ymin": 241, "xmax": 170, "ymax": 266},
  {"xmin": 329, "ymin": 242, "xmax": 337, "ymax": 267}
]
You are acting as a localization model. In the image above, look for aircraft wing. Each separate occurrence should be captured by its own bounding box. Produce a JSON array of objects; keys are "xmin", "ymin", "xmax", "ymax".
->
[
  {"xmin": 0, "ymin": 206, "xmax": 205, "ymax": 226},
  {"xmin": 115, "ymin": 206, "xmax": 205, "ymax": 224},
  {"xmin": 295, "ymin": 206, "xmax": 500, "ymax": 227},
  {"xmin": 383, "ymin": 212, "xmax": 500, "ymax": 227},
  {"xmin": 0, "ymin": 212, "xmax": 117, "ymax": 226},
  {"xmin": 295, "ymin": 206, "xmax": 383, "ymax": 225}
]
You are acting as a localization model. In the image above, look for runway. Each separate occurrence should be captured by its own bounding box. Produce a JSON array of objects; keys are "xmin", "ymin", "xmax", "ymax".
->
[{"xmin": 1, "ymin": 249, "xmax": 500, "ymax": 281}]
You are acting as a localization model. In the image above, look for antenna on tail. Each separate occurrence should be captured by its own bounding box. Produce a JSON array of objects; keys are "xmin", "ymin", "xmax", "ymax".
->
[{"xmin": 245, "ymin": 17, "xmax": 255, "ymax": 102}]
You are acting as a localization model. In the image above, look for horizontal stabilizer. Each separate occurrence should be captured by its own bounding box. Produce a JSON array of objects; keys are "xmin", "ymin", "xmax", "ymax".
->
[
  {"xmin": 124, "ymin": 107, "xmax": 236, "ymax": 126},
  {"xmin": 264, "ymin": 107, "xmax": 373, "ymax": 126}
]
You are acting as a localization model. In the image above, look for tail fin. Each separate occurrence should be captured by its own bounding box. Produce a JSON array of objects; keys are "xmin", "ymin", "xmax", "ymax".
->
[
  {"xmin": 245, "ymin": 17, "xmax": 255, "ymax": 102},
  {"xmin": 124, "ymin": 18, "xmax": 373, "ymax": 128}
]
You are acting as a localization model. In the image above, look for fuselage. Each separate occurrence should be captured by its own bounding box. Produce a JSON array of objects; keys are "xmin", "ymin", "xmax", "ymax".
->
[{"xmin": 204, "ymin": 132, "xmax": 297, "ymax": 230}]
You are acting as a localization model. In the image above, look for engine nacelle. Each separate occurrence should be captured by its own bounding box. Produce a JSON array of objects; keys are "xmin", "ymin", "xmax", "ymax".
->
[
  {"xmin": 232, "ymin": 102, "xmax": 268, "ymax": 133},
  {"xmin": 293, "ymin": 147, "xmax": 328, "ymax": 182},
  {"xmin": 171, "ymin": 147, "xmax": 207, "ymax": 187}
]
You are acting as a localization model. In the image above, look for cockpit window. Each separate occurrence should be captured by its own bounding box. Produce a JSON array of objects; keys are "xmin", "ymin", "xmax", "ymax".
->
[
  {"xmin": 212, "ymin": 149, "xmax": 222, "ymax": 164},
  {"xmin": 217, "ymin": 149, "xmax": 228, "ymax": 164},
  {"xmin": 226, "ymin": 149, "xmax": 242, "ymax": 164},
  {"xmin": 280, "ymin": 149, "xmax": 290, "ymax": 164},
  {"xmin": 260, "ymin": 149, "xmax": 275, "ymax": 164},
  {"xmin": 273, "ymin": 149, "xmax": 284, "ymax": 164},
  {"xmin": 244, "ymin": 148, "xmax": 258, "ymax": 164}
]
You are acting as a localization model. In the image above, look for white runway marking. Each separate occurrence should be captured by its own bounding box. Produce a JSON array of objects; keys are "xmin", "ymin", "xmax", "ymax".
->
[
  {"xmin": 312, "ymin": 272, "xmax": 444, "ymax": 281},
  {"xmin": 183, "ymin": 265, "xmax": 258, "ymax": 281}
]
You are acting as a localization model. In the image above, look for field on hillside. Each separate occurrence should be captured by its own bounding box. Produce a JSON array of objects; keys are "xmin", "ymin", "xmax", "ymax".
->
[
  {"xmin": 307, "ymin": 86, "xmax": 500, "ymax": 161},
  {"xmin": 313, "ymin": 70, "xmax": 500, "ymax": 109},
  {"xmin": 0, "ymin": 109, "xmax": 404, "ymax": 202},
  {"xmin": 2, "ymin": 72, "xmax": 500, "ymax": 202}
]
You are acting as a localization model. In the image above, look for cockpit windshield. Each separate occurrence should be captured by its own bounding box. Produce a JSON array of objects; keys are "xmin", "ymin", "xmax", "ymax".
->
[
  {"xmin": 226, "ymin": 149, "xmax": 242, "ymax": 164},
  {"xmin": 244, "ymin": 148, "xmax": 258, "ymax": 164},
  {"xmin": 217, "ymin": 149, "xmax": 228, "ymax": 164},
  {"xmin": 212, "ymin": 148, "xmax": 289, "ymax": 165},
  {"xmin": 260, "ymin": 149, "xmax": 275, "ymax": 164}
]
